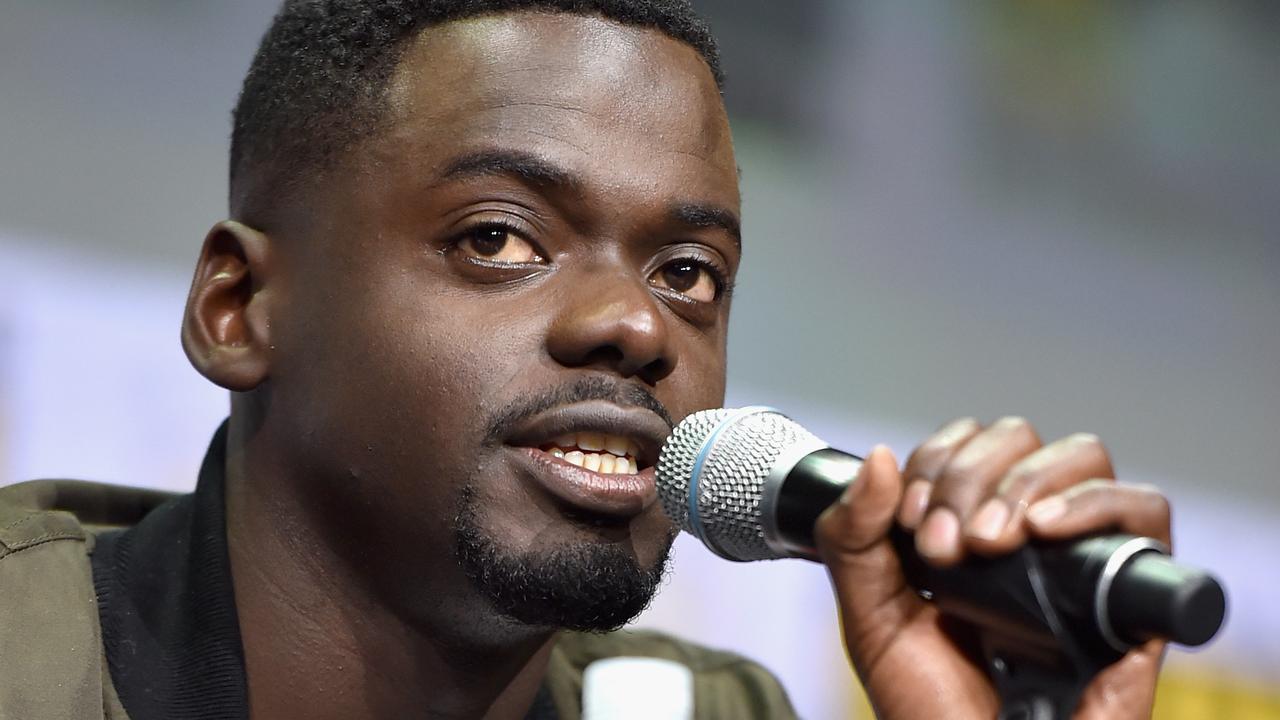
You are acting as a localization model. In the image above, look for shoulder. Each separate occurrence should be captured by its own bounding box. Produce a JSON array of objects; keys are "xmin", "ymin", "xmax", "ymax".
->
[
  {"xmin": 547, "ymin": 628, "xmax": 798, "ymax": 720},
  {"xmin": 0, "ymin": 480, "xmax": 162, "ymax": 720},
  {"xmin": 0, "ymin": 480, "xmax": 93, "ymax": 556},
  {"xmin": 0, "ymin": 477, "xmax": 178, "ymax": 557}
]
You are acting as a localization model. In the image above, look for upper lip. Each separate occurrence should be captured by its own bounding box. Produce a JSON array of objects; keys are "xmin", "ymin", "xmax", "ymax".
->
[{"xmin": 503, "ymin": 401, "xmax": 672, "ymax": 469}]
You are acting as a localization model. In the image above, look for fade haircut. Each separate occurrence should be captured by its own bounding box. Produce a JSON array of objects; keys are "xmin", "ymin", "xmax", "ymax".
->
[{"xmin": 229, "ymin": 0, "xmax": 723, "ymax": 214}]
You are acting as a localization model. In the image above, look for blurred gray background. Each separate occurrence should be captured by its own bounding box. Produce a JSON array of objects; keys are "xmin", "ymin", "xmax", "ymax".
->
[{"xmin": 2, "ymin": 1, "xmax": 1277, "ymax": 716}]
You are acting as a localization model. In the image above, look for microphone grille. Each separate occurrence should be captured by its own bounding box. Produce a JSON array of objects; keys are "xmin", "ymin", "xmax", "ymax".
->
[{"xmin": 656, "ymin": 407, "xmax": 825, "ymax": 561}]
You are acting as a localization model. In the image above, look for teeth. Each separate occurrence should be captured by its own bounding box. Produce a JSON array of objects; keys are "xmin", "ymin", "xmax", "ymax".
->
[
  {"xmin": 544, "ymin": 433, "xmax": 642, "ymax": 472},
  {"xmin": 551, "ymin": 450, "xmax": 638, "ymax": 475},
  {"xmin": 605, "ymin": 435, "xmax": 630, "ymax": 456},
  {"xmin": 548, "ymin": 433, "xmax": 638, "ymax": 458}
]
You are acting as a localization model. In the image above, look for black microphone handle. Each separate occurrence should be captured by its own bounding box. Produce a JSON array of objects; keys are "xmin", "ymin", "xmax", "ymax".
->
[{"xmin": 778, "ymin": 448, "xmax": 1226, "ymax": 651}]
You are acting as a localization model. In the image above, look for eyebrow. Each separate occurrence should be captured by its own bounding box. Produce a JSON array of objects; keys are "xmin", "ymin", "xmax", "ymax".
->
[
  {"xmin": 671, "ymin": 203, "xmax": 741, "ymax": 250},
  {"xmin": 436, "ymin": 149, "xmax": 742, "ymax": 250},
  {"xmin": 436, "ymin": 149, "xmax": 582, "ymax": 193}
]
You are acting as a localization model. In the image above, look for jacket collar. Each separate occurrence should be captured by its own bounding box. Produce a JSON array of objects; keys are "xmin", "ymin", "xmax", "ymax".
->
[
  {"xmin": 90, "ymin": 422, "xmax": 560, "ymax": 720},
  {"xmin": 91, "ymin": 421, "xmax": 249, "ymax": 720}
]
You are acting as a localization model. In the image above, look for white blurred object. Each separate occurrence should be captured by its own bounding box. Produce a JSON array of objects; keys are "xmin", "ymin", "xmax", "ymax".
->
[{"xmin": 581, "ymin": 657, "xmax": 693, "ymax": 720}]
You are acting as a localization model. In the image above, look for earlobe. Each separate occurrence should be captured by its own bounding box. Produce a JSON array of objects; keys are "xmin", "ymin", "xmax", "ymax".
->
[{"xmin": 182, "ymin": 220, "xmax": 274, "ymax": 391}]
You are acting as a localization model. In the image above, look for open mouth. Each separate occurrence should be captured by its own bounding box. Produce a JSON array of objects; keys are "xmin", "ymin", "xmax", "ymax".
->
[
  {"xmin": 502, "ymin": 400, "xmax": 668, "ymax": 518},
  {"xmin": 537, "ymin": 431, "xmax": 644, "ymax": 476}
]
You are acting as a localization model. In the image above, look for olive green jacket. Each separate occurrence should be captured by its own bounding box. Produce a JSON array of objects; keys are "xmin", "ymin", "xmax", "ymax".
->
[{"xmin": 0, "ymin": 477, "xmax": 796, "ymax": 719}]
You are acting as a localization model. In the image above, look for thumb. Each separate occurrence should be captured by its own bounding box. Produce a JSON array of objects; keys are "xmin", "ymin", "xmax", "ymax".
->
[
  {"xmin": 816, "ymin": 445, "xmax": 920, "ymax": 665},
  {"xmin": 816, "ymin": 444, "xmax": 903, "ymax": 557}
]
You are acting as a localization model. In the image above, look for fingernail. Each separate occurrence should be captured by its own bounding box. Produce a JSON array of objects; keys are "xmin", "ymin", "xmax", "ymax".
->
[
  {"xmin": 838, "ymin": 474, "xmax": 860, "ymax": 506},
  {"xmin": 967, "ymin": 499, "xmax": 1010, "ymax": 541},
  {"xmin": 840, "ymin": 448, "xmax": 875, "ymax": 506},
  {"xmin": 898, "ymin": 480, "xmax": 932, "ymax": 529},
  {"xmin": 917, "ymin": 508, "xmax": 960, "ymax": 559},
  {"xmin": 1027, "ymin": 496, "xmax": 1068, "ymax": 527}
]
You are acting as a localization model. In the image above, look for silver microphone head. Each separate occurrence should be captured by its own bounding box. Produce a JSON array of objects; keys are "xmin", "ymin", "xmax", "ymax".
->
[{"xmin": 656, "ymin": 407, "xmax": 829, "ymax": 562}]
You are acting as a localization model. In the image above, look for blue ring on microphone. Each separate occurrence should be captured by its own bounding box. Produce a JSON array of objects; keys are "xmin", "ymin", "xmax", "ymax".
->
[{"xmin": 687, "ymin": 406, "xmax": 779, "ymax": 559}]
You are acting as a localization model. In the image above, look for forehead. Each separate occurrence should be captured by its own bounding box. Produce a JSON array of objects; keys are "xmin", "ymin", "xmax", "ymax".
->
[{"xmin": 374, "ymin": 12, "xmax": 738, "ymax": 204}]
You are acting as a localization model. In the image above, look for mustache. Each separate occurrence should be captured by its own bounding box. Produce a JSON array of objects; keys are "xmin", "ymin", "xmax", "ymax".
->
[{"xmin": 485, "ymin": 376, "xmax": 675, "ymax": 445}]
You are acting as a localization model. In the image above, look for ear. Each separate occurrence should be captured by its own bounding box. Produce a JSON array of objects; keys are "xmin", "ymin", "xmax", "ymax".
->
[{"xmin": 181, "ymin": 220, "xmax": 274, "ymax": 391}]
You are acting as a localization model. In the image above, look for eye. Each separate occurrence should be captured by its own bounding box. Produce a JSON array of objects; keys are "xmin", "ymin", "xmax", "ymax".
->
[
  {"xmin": 650, "ymin": 258, "xmax": 720, "ymax": 303},
  {"xmin": 454, "ymin": 224, "xmax": 546, "ymax": 264}
]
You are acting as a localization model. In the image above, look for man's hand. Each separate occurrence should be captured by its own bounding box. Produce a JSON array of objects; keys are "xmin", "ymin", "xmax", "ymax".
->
[{"xmin": 814, "ymin": 417, "xmax": 1171, "ymax": 719}]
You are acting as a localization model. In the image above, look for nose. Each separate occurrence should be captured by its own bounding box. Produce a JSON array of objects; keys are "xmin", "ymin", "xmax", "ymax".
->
[{"xmin": 545, "ymin": 262, "xmax": 677, "ymax": 385}]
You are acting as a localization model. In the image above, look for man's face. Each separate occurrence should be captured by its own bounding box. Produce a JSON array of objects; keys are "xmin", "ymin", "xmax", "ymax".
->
[{"xmin": 263, "ymin": 13, "xmax": 739, "ymax": 633}]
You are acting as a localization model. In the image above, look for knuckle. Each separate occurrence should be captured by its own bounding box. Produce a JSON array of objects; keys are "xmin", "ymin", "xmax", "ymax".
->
[
  {"xmin": 995, "ymin": 415, "xmax": 1031, "ymax": 431},
  {"xmin": 996, "ymin": 415, "xmax": 1042, "ymax": 447},
  {"xmin": 1066, "ymin": 431, "xmax": 1102, "ymax": 450},
  {"xmin": 1152, "ymin": 494, "xmax": 1172, "ymax": 524},
  {"xmin": 935, "ymin": 459, "xmax": 988, "ymax": 497},
  {"xmin": 1130, "ymin": 481, "xmax": 1163, "ymax": 495},
  {"xmin": 906, "ymin": 421, "xmax": 979, "ymax": 479},
  {"xmin": 1066, "ymin": 432, "xmax": 1114, "ymax": 474},
  {"xmin": 939, "ymin": 416, "xmax": 982, "ymax": 437},
  {"xmin": 904, "ymin": 444, "xmax": 945, "ymax": 479},
  {"xmin": 931, "ymin": 417, "xmax": 981, "ymax": 449},
  {"xmin": 1066, "ymin": 432, "xmax": 1110, "ymax": 461},
  {"xmin": 1085, "ymin": 476, "xmax": 1115, "ymax": 491},
  {"xmin": 909, "ymin": 440, "xmax": 948, "ymax": 464},
  {"xmin": 1071, "ymin": 477, "xmax": 1115, "ymax": 498},
  {"xmin": 996, "ymin": 456, "xmax": 1037, "ymax": 493},
  {"xmin": 1134, "ymin": 484, "xmax": 1172, "ymax": 522}
]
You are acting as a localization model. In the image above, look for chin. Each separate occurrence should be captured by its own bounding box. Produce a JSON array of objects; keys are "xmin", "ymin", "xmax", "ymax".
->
[{"xmin": 453, "ymin": 487, "xmax": 676, "ymax": 632}]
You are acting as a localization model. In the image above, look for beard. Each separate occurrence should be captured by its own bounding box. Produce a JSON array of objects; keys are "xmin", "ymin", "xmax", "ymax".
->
[{"xmin": 452, "ymin": 485, "xmax": 675, "ymax": 633}]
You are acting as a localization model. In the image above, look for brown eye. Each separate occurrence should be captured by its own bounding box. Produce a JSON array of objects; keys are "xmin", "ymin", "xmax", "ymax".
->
[
  {"xmin": 651, "ymin": 259, "xmax": 719, "ymax": 303},
  {"xmin": 456, "ymin": 226, "xmax": 545, "ymax": 264}
]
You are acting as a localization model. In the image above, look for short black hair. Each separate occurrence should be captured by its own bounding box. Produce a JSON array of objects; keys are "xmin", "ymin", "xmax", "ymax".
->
[{"xmin": 229, "ymin": 0, "xmax": 722, "ymax": 214}]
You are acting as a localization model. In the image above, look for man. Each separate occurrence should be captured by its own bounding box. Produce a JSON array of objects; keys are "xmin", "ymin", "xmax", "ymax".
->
[{"xmin": 0, "ymin": 1, "xmax": 1171, "ymax": 718}]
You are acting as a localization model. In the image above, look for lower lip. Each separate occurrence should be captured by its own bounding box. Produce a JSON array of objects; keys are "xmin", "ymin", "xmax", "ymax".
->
[{"xmin": 510, "ymin": 447, "xmax": 657, "ymax": 519}]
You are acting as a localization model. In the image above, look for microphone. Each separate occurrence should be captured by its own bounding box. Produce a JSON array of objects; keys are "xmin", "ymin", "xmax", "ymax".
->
[{"xmin": 655, "ymin": 407, "xmax": 1227, "ymax": 654}]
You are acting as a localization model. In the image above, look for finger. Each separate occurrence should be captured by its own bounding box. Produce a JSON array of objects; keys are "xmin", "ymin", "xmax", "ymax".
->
[
  {"xmin": 1074, "ymin": 639, "xmax": 1165, "ymax": 720},
  {"xmin": 917, "ymin": 416, "xmax": 1042, "ymax": 565},
  {"xmin": 1026, "ymin": 480, "xmax": 1172, "ymax": 546},
  {"xmin": 962, "ymin": 432, "xmax": 1115, "ymax": 554},
  {"xmin": 898, "ymin": 417, "xmax": 982, "ymax": 529},
  {"xmin": 816, "ymin": 445, "xmax": 921, "ymax": 667},
  {"xmin": 818, "ymin": 445, "xmax": 903, "ymax": 557}
]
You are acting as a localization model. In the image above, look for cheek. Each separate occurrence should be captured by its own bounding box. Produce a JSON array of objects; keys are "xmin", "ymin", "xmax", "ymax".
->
[
  {"xmin": 265, "ymin": 277, "xmax": 553, "ymax": 563},
  {"xmin": 667, "ymin": 326, "xmax": 729, "ymax": 412},
  {"xmin": 272, "ymin": 269, "xmax": 531, "ymax": 481}
]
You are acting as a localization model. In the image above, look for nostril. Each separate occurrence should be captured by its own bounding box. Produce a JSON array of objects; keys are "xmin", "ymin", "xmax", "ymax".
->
[
  {"xmin": 634, "ymin": 355, "xmax": 674, "ymax": 385},
  {"xmin": 568, "ymin": 346, "xmax": 672, "ymax": 383}
]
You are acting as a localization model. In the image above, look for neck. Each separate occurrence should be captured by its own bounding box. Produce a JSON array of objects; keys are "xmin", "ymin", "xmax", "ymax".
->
[{"xmin": 223, "ymin": 418, "xmax": 556, "ymax": 720}]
